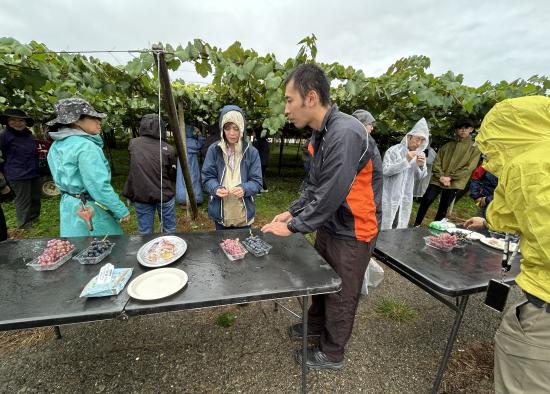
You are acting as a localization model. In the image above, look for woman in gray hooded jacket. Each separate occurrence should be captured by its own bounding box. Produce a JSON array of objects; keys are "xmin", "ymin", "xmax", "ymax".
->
[{"xmin": 201, "ymin": 105, "xmax": 262, "ymax": 230}]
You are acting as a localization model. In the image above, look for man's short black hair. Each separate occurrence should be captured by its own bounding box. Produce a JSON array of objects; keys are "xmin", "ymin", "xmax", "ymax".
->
[{"xmin": 285, "ymin": 64, "xmax": 331, "ymax": 106}]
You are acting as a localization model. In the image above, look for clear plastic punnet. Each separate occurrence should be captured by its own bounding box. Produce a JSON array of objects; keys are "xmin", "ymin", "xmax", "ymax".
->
[
  {"xmin": 74, "ymin": 241, "xmax": 115, "ymax": 265},
  {"xmin": 27, "ymin": 250, "xmax": 74, "ymax": 271},
  {"xmin": 220, "ymin": 238, "xmax": 247, "ymax": 261}
]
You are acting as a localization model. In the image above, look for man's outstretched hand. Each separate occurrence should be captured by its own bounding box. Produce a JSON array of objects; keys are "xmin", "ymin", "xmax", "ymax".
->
[
  {"xmin": 464, "ymin": 216, "xmax": 485, "ymax": 230},
  {"xmin": 261, "ymin": 221, "xmax": 292, "ymax": 236},
  {"xmin": 271, "ymin": 211, "xmax": 293, "ymax": 223}
]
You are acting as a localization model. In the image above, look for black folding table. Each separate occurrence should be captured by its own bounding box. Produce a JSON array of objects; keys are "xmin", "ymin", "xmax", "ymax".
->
[
  {"xmin": 0, "ymin": 231, "xmax": 341, "ymax": 394},
  {"xmin": 373, "ymin": 228, "xmax": 520, "ymax": 394}
]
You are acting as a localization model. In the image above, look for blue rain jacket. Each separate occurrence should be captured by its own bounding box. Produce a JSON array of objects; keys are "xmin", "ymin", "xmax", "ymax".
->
[
  {"xmin": 176, "ymin": 124, "xmax": 205, "ymax": 204},
  {"xmin": 47, "ymin": 128, "xmax": 129, "ymax": 237}
]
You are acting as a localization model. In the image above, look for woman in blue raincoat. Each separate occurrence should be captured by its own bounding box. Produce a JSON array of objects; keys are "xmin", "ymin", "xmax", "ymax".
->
[
  {"xmin": 46, "ymin": 98, "xmax": 130, "ymax": 237},
  {"xmin": 176, "ymin": 124, "xmax": 205, "ymax": 205}
]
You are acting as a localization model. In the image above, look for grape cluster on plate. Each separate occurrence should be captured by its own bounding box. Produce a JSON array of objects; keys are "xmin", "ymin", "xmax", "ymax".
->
[
  {"xmin": 37, "ymin": 239, "xmax": 75, "ymax": 265},
  {"xmin": 242, "ymin": 236, "xmax": 272, "ymax": 257}
]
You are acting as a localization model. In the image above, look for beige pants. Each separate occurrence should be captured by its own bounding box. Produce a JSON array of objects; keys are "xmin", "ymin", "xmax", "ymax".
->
[{"xmin": 494, "ymin": 298, "xmax": 550, "ymax": 393}]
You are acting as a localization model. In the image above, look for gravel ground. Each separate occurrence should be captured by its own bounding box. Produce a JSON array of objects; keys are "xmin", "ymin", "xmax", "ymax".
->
[{"xmin": 0, "ymin": 262, "xmax": 523, "ymax": 394}]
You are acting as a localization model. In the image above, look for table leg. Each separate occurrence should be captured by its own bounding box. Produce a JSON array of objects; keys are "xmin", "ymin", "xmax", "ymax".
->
[
  {"xmin": 301, "ymin": 295, "xmax": 309, "ymax": 394},
  {"xmin": 53, "ymin": 325, "xmax": 62, "ymax": 339},
  {"xmin": 432, "ymin": 295, "xmax": 469, "ymax": 394}
]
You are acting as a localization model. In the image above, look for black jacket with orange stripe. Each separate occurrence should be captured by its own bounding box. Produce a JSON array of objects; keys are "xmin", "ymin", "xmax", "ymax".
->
[{"xmin": 288, "ymin": 105, "xmax": 382, "ymax": 242}]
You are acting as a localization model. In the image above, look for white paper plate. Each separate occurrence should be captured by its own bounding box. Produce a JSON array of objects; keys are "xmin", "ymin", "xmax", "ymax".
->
[
  {"xmin": 136, "ymin": 236, "xmax": 187, "ymax": 268},
  {"xmin": 446, "ymin": 228, "xmax": 485, "ymax": 240},
  {"xmin": 127, "ymin": 268, "xmax": 188, "ymax": 301},
  {"xmin": 479, "ymin": 237, "xmax": 519, "ymax": 252}
]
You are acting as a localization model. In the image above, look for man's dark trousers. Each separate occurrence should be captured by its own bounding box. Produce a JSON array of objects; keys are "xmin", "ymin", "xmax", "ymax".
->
[{"xmin": 307, "ymin": 227, "xmax": 375, "ymax": 361}]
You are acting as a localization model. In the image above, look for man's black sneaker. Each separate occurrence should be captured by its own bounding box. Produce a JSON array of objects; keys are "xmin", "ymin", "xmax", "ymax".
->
[
  {"xmin": 294, "ymin": 347, "xmax": 344, "ymax": 370},
  {"xmin": 288, "ymin": 323, "xmax": 321, "ymax": 340}
]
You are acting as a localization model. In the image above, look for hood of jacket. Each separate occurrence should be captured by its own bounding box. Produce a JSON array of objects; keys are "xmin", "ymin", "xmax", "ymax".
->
[
  {"xmin": 400, "ymin": 117, "xmax": 429, "ymax": 152},
  {"xmin": 49, "ymin": 127, "xmax": 103, "ymax": 147},
  {"xmin": 139, "ymin": 114, "xmax": 166, "ymax": 139},
  {"xmin": 476, "ymin": 96, "xmax": 550, "ymax": 177},
  {"xmin": 218, "ymin": 105, "xmax": 248, "ymax": 144}
]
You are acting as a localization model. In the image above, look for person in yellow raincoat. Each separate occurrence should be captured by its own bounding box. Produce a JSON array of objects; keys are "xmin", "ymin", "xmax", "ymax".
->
[{"xmin": 465, "ymin": 96, "xmax": 550, "ymax": 393}]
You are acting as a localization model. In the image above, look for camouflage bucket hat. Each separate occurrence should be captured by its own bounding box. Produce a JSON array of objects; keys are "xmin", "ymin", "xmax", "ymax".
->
[{"xmin": 46, "ymin": 98, "xmax": 106, "ymax": 126}]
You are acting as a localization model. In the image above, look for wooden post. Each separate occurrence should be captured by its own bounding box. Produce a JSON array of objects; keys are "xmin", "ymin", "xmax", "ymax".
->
[
  {"xmin": 278, "ymin": 133, "xmax": 284, "ymax": 175},
  {"xmin": 105, "ymin": 127, "xmax": 116, "ymax": 175},
  {"xmin": 153, "ymin": 45, "xmax": 198, "ymax": 220}
]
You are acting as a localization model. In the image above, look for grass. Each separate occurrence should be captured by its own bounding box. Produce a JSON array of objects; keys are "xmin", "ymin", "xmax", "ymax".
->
[
  {"xmin": 215, "ymin": 311, "xmax": 237, "ymax": 328},
  {"xmin": 375, "ymin": 297, "xmax": 418, "ymax": 323},
  {"xmin": 0, "ymin": 328, "xmax": 52, "ymax": 355}
]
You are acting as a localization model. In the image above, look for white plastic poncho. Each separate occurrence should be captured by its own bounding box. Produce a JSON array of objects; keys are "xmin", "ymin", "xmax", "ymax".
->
[{"xmin": 381, "ymin": 118, "xmax": 430, "ymax": 229}]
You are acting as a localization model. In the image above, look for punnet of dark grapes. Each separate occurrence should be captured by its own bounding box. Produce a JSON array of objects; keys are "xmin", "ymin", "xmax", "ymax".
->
[
  {"xmin": 242, "ymin": 235, "xmax": 272, "ymax": 257},
  {"xmin": 75, "ymin": 239, "xmax": 116, "ymax": 265}
]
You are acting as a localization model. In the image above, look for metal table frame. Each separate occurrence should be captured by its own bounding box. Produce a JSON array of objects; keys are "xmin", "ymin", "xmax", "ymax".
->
[
  {"xmin": 0, "ymin": 232, "xmax": 340, "ymax": 394},
  {"xmin": 374, "ymin": 253, "xmax": 469, "ymax": 392},
  {"xmin": 373, "ymin": 228, "xmax": 519, "ymax": 394}
]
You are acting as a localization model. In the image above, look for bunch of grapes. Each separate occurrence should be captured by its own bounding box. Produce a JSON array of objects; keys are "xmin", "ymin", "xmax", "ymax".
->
[
  {"xmin": 242, "ymin": 236, "xmax": 272, "ymax": 257},
  {"xmin": 425, "ymin": 233, "xmax": 459, "ymax": 251},
  {"xmin": 220, "ymin": 238, "xmax": 247, "ymax": 259},
  {"xmin": 453, "ymin": 232, "xmax": 470, "ymax": 244},
  {"xmin": 85, "ymin": 240, "xmax": 114, "ymax": 258},
  {"xmin": 37, "ymin": 239, "xmax": 75, "ymax": 265}
]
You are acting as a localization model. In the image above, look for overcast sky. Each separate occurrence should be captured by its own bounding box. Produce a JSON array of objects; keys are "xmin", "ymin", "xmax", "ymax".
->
[{"xmin": 1, "ymin": 0, "xmax": 548, "ymax": 86}]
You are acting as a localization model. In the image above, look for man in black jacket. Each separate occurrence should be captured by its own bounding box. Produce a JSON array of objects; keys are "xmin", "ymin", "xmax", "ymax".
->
[
  {"xmin": 262, "ymin": 64, "xmax": 382, "ymax": 370},
  {"xmin": 123, "ymin": 114, "xmax": 177, "ymax": 234}
]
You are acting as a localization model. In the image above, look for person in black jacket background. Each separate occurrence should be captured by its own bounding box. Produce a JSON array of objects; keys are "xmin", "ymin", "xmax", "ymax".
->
[
  {"xmin": 0, "ymin": 109, "xmax": 41, "ymax": 229},
  {"xmin": 123, "ymin": 114, "xmax": 177, "ymax": 234}
]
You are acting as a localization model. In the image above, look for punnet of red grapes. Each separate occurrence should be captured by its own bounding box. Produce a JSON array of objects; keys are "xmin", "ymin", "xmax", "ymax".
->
[
  {"xmin": 424, "ymin": 233, "xmax": 461, "ymax": 252},
  {"xmin": 37, "ymin": 239, "xmax": 75, "ymax": 265},
  {"xmin": 220, "ymin": 238, "xmax": 247, "ymax": 260}
]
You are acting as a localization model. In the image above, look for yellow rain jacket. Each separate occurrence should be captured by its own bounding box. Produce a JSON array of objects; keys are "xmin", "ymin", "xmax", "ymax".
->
[{"xmin": 477, "ymin": 96, "xmax": 550, "ymax": 303}]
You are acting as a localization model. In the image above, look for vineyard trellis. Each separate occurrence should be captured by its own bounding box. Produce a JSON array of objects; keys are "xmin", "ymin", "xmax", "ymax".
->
[{"xmin": 1, "ymin": 35, "xmax": 549, "ymax": 151}]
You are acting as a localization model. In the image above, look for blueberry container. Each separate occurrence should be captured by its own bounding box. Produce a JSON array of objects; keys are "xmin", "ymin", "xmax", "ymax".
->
[
  {"xmin": 242, "ymin": 236, "xmax": 272, "ymax": 257},
  {"xmin": 74, "ymin": 242, "xmax": 116, "ymax": 265}
]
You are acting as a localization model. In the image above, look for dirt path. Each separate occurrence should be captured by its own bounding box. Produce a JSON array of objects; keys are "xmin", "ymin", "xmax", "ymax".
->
[{"xmin": 0, "ymin": 264, "xmax": 520, "ymax": 393}]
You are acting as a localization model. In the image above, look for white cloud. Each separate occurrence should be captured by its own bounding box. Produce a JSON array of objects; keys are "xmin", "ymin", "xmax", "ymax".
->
[{"xmin": 1, "ymin": 0, "xmax": 548, "ymax": 86}]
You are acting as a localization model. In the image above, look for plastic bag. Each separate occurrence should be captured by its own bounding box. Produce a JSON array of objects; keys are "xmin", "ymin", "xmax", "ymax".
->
[
  {"xmin": 428, "ymin": 218, "xmax": 456, "ymax": 232},
  {"xmin": 361, "ymin": 258, "xmax": 385, "ymax": 295},
  {"xmin": 80, "ymin": 266, "xmax": 133, "ymax": 298}
]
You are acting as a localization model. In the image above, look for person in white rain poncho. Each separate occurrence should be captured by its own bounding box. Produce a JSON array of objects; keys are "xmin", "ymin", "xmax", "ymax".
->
[{"xmin": 381, "ymin": 118, "xmax": 430, "ymax": 229}]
